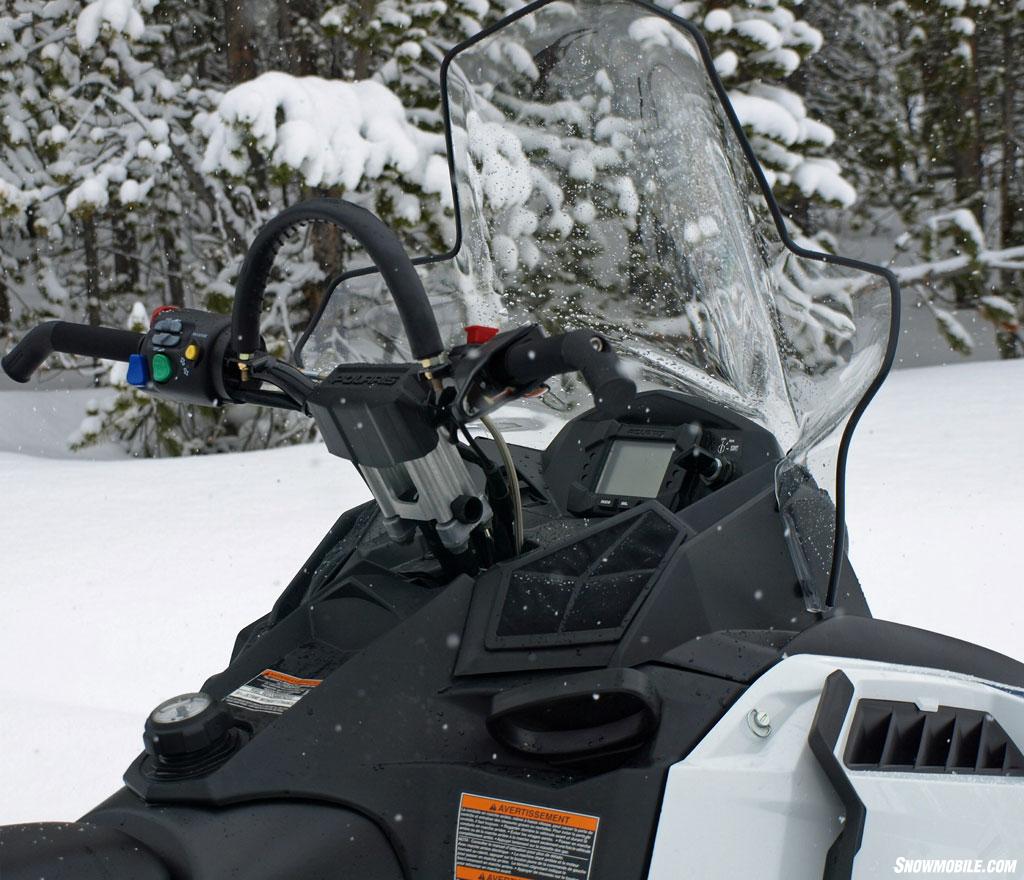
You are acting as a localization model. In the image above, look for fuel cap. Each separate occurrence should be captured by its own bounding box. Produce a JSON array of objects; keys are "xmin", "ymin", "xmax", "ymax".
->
[{"xmin": 143, "ymin": 692, "xmax": 234, "ymax": 759}]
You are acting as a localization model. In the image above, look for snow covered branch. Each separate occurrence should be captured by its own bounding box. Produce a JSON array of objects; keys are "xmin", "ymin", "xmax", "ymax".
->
[{"xmin": 893, "ymin": 245, "xmax": 1024, "ymax": 290}]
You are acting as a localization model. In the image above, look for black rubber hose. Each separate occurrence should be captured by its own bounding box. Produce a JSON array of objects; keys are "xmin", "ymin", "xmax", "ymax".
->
[
  {"xmin": 502, "ymin": 329, "xmax": 636, "ymax": 415},
  {"xmin": 231, "ymin": 198, "xmax": 443, "ymax": 361},
  {"xmin": 2, "ymin": 321, "xmax": 144, "ymax": 384}
]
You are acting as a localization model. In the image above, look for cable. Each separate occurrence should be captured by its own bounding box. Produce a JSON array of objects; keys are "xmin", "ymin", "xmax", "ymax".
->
[
  {"xmin": 458, "ymin": 426, "xmax": 509, "ymax": 560},
  {"xmin": 480, "ymin": 414, "xmax": 523, "ymax": 554}
]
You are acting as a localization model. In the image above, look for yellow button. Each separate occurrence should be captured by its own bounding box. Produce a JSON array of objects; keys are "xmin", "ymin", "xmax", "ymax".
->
[{"xmin": 184, "ymin": 343, "xmax": 199, "ymax": 361}]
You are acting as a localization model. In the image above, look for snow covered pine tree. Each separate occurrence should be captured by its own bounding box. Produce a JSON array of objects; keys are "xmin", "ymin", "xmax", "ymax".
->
[
  {"xmin": 801, "ymin": 0, "xmax": 1024, "ymax": 358},
  {"xmin": 0, "ymin": 0, "xmax": 291, "ymax": 454},
  {"xmin": 2, "ymin": 0, "xmax": 916, "ymax": 454}
]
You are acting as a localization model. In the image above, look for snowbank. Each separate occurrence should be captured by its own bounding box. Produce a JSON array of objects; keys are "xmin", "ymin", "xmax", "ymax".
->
[
  {"xmin": 844, "ymin": 359, "xmax": 1023, "ymax": 666},
  {"xmin": 0, "ymin": 441, "xmax": 370, "ymax": 823}
]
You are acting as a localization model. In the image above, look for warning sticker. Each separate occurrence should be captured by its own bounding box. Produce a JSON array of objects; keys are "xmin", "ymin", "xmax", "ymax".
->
[
  {"xmin": 224, "ymin": 668, "xmax": 322, "ymax": 715},
  {"xmin": 453, "ymin": 793, "xmax": 599, "ymax": 880}
]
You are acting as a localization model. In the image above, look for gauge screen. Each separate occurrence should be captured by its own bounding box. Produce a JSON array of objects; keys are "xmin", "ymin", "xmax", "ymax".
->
[{"xmin": 595, "ymin": 440, "xmax": 675, "ymax": 498}]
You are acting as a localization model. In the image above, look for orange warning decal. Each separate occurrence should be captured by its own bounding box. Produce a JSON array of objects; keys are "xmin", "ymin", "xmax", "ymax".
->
[
  {"xmin": 455, "ymin": 868, "xmax": 532, "ymax": 880},
  {"xmin": 454, "ymin": 793, "xmax": 600, "ymax": 880},
  {"xmin": 225, "ymin": 668, "xmax": 323, "ymax": 716},
  {"xmin": 459, "ymin": 794, "xmax": 599, "ymax": 832},
  {"xmin": 260, "ymin": 669, "xmax": 322, "ymax": 688}
]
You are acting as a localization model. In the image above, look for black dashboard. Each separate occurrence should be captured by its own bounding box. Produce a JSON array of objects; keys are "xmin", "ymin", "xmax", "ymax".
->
[{"xmin": 540, "ymin": 390, "xmax": 782, "ymax": 517}]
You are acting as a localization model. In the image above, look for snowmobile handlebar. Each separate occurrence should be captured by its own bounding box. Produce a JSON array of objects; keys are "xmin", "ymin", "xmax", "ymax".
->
[
  {"xmin": 502, "ymin": 329, "xmax": 636, "ymax": 415},
  {"xmin": 1, "ymin": 321, "xmax": 144, "ymax": 384},
  {"xmin": 231, "ymin": 198, "xmax": 444, "ymax": 363}
]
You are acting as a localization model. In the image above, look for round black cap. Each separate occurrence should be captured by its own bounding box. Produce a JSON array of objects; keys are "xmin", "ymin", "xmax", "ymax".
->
[{"xmin": 143, "ymin": 692, "xmax": 234, "ymax": 758}]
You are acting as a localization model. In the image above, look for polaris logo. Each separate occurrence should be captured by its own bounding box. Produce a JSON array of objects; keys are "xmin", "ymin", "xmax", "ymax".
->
[
  {"xmin": 332, "ymin": 373, "xmax": 400, "ymax": 386},
  {"xmin": 624, "ymin": 426, "xmax": 670, "ymax": 438}
]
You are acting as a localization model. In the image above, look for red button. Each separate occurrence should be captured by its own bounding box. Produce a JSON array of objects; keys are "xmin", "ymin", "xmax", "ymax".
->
[
  {"xmin": 150, "ymin": 305, "xmax": 179, "ymax": 325},
  {"xmin": 465, "ymin": 325, "xmax": 499, "ymax": 345}
]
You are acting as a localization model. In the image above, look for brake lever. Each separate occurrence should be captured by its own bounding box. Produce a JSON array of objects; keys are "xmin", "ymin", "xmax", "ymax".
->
[
  {"xmin": 447, "ymin": 324, "xmax": 543, "ymax": 425},
  {"xmin": 246, "ymin": 352, "xmax": 317, "ymax": 412}
]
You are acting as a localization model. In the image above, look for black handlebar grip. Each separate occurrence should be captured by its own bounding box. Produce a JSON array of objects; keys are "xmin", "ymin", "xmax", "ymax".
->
[
  {"xmin": 232, "ymin": 198, "xmax": 443, "ymax": 361},
  {"xmin": 2, "ymin": 321, "xmax": 144, "ymax": 383},
  {"xmin": 501, "ymin": 333, "xmax": 570, "ymax": 385},
  {"xmin": 503, "ymin": 329, "xmax": 636, "ymax": 415}
]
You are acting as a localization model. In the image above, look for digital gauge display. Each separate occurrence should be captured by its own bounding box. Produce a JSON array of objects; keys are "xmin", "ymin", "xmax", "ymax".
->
[{"xmin": 595, "ymin": 440, "xmax": 676, "ymax": 498}]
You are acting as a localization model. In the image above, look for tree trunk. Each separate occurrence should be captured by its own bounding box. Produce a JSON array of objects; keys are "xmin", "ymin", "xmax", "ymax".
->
[
  {"xmin": 302, "ymin": 185, "xmax": 349, "ymax": 327},
  {"xmin": 997, "ymin": 14, "xmax": 1023, "ymax": 359},
  {"xmin": 113, "ymin": 215, "xmax": 139, "ymax": 295},
  {"xmin": 946, "ymin": 32, "xmax": 986, "ymax": 307},
  {"xmin": 83, "ymin": 215, "xmax": 102, "ymax": 328},
  {"xmin": 353, "ymin": 0, "xmax": 378, "ymax": 79},
  {"xmin": 162, "ymin": 228, "xmax": 186, "ymax": 308},
  {"xmin": 0, "ymin": 275, "xmax": 10, "ymax": 328},
  {"xmin": 1000, "ymin": 16, "xmax": 1020, "ymax": 250},
  {"xmin": 82, "ymin": 215, "xmax": 104, "ymax": 384},
  {"xmin": 223, "ymin": 0, "xmax": 257, "ymax": 82},
  {"xmin": 276, "ymin": 1, "xmax": 318, "ymax": 75}
]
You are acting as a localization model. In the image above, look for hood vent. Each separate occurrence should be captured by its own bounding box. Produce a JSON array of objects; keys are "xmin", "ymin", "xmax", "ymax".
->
[
  {"xmin": 488, "ymin": 503, "xmax": 684, "ymax": 649},
  {"xmin": 844, "ymin": 699, "xmax": 1024, "ymax": 775}
]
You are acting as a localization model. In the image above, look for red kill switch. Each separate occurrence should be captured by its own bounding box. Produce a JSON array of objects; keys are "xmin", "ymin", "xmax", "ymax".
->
[
  {"xmin": 150, "ymin": 305, "xmax": 179, "ymax": 325},
  {"xmin": 465, "ymin": 325, "xmax": 500, "ymax": 345}
]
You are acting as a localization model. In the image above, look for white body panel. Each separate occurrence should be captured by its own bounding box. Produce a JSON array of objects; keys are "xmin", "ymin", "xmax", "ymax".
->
[{"xmin": 646, "ymin": 654, "xmax": 1024, "ymax": 879}]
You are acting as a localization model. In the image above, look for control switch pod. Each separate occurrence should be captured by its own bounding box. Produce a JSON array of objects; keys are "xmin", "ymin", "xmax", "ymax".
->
[{"xmin": 140, "ymin": 308, "xmax": 233, "ymax": 405}]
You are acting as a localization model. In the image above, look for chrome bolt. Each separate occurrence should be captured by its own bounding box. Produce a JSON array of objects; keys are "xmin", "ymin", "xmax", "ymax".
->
[{"xmin": 747, "ymin": 708, "xmax": 772, "ymax": 738}]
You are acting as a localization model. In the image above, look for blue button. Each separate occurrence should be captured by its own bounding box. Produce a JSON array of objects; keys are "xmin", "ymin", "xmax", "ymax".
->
[{"xmin": 126, "ymin": 353, "xmax": 148, "ymax": 386}]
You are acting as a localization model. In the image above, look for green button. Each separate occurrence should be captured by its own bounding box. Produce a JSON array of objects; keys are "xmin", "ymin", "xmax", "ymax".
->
[{"xmin": 152, "ymin": 353, "xmax": 173, "ymax": 383}]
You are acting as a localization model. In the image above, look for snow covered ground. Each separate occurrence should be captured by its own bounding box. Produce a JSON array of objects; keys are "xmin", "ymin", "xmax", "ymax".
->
[{"xmin": 1, "ymin": 359, "xmax": 1021, "ymax": 824}]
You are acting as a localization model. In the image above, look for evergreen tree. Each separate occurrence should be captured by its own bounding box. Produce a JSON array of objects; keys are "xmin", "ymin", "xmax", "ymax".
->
[
  {"xmin": 0, "ymin": 0, "xmax": 317, "ymax": 453},
  {"xmin": 802, "ymin": 0, "xmax": 1024, "ymax": 358}
]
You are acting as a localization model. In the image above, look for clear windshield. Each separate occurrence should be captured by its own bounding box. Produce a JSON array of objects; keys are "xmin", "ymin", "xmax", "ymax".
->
[{"xmin": 302, "ymin": 0, "xmax": 898, "ymax": 609}]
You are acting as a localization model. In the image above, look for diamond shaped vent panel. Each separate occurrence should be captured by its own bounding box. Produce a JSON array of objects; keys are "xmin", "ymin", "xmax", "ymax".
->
[{"xmin": 490, "ymin": 505, "xmax": 684, "ymax": 648}]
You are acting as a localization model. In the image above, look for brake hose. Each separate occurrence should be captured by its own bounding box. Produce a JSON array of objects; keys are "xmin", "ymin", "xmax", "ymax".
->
[{"xmin": 481, "ymin": 414, "xmax": 524, "ymax": 554}]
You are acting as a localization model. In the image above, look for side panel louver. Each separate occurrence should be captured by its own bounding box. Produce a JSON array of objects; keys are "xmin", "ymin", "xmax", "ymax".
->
[{"xmin": 844, "ymin": 699, "xmax": 1024, "ymax": 775}]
